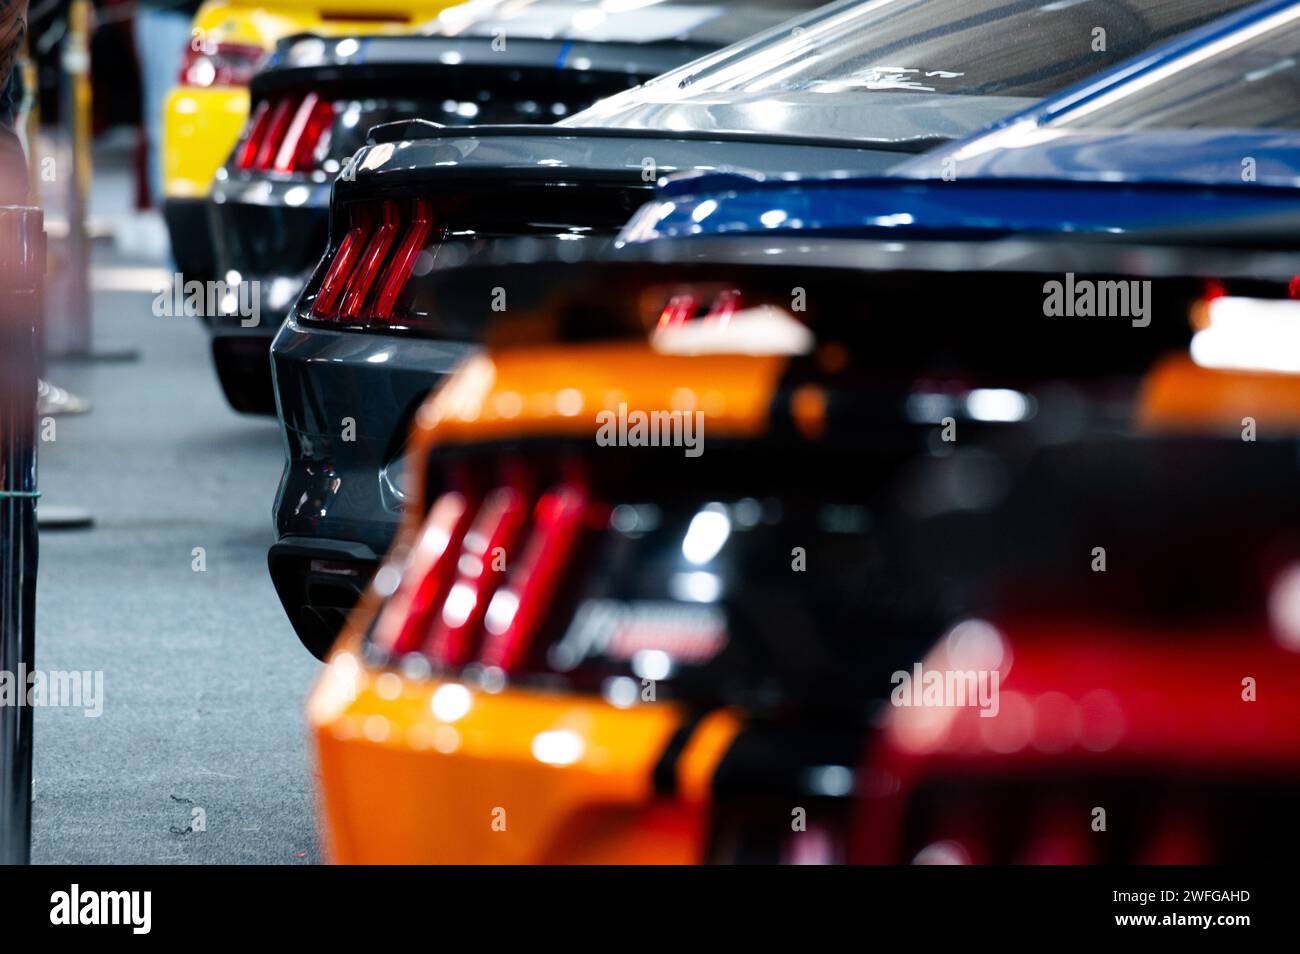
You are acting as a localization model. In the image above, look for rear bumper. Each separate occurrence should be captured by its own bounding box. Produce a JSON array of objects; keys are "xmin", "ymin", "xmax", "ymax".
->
[
  {"xmin": 210, "ymin": 330, "xmax": 277, "ymax": 416},
  {"xmin": 208, "ymin": 176, "xmax": 331, "ymax": 288},
  {"xmin": 162, "ymin": 197, "xmax": 218, "ymax": 285},
  {"xmin": 270, "ymin": 316, "xmax": 477, "ymax": 651},
  {"xmin": 204, "ymin": 182, "xmax": 330, "ymax": 414},
  {"xmin": 309, "ymin": 642, "xmax": 738, "ymax": 863},
  {"xmin": 268, "ymin": 536, "xmax": 379, "ymax": 659}
]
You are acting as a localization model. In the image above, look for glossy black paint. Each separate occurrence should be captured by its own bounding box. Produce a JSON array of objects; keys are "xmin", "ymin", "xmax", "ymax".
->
[
  {"xmin": 164, "ymin": 197, "xmax": 217, "ymax": 286},
  {"xmin": 206, "ymin": 38, "xmax": 674, "ymax": 414},
  {"xmin": 268, "ymin": 134, "xmax": 903, "ymax": 655},
  {"xmin": 269, "ymin": 314, "xmax": 477, "ymax": 656}
]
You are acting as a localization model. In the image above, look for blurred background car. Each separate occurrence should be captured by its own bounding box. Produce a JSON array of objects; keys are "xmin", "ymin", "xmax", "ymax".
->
[
  {"xmin": 307, "ymin": 0, "xmax": 1300, "ymax": 862},
  {"xmin": 269, "ymin": 0, "xmax": 1252, "ymax": 659},
  {"xmin": 206, "ymin": 0, "xmax": 826, "ymax": 414},
  {"xmin": 161, "ymin": 0, "xmax": 452, "ymax": 285}
]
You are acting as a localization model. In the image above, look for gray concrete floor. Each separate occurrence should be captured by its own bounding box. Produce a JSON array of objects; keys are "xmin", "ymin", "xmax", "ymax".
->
[{"xmin": 30, "ymin": 163, "xmax": 321, "ymax": 863}]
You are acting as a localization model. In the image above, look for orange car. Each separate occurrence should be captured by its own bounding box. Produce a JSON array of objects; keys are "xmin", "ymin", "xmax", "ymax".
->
[
  {"xmin": 309, "ymin": 341, "xmax": 827, "ymax": 864},
  {"xmin": 305, "ymin": 227, "xmax": 1300, "ymax": 863}
]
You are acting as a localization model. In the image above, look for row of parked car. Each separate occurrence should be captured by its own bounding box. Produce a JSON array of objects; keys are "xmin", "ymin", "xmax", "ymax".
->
[{"xmin": 174, "ymin": 0, "xmax": 1300, "ymax": 863}]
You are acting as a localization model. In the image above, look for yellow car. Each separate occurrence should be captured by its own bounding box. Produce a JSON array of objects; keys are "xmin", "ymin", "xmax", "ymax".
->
[{"xmin": 161, "ymin": 0, "xmax": 452, "ymax": 279}]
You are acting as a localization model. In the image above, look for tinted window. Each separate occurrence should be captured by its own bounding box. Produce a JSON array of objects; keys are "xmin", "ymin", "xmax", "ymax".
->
[
  {"xmin": 1058, "ymin": 4, "xmax": 1300, "ymax": 129},
  {"xmin": 669, "ymin": 0, "xmax": 1256, "ymax": 97}
]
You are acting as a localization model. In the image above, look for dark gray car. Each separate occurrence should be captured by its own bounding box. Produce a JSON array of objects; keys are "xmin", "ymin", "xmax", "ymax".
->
[{"xmin": 205, "ymin": 0, "xmax": 829, "ymax": 413}]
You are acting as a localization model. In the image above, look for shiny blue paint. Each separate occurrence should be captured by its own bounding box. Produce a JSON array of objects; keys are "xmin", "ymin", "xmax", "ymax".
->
[
  {"xmin": 627, "ymin": 0, "xmax": 1300, "ymax": 244},
  {"xmin": 627, "ymin": 173, "xmax": 1300, "ymax": 242}
]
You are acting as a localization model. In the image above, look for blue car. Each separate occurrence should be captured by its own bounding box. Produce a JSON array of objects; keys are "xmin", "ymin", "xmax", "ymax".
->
[
  {"xmin": 332, "ymin": 0, "xmax": 1300, "ymax": 863},
  {"xmin": 623, "ymin": 0, "xmax": 1300, "ymax": 245}
]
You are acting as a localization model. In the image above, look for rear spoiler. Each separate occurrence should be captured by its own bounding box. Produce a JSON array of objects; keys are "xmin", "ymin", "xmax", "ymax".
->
[
  {"xmin": 340, "ymin": 122, "xmax": 924, "ymax": 198},
  {"xmin": 253, "ymin": 32, "xmax": 706, "ymax": 99},
  {"xmin": 365, "ymin": 117, "xmax": 946, "ymax": 153}
]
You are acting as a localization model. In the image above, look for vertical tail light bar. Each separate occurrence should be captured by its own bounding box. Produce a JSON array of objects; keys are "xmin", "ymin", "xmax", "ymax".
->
[
  {"xmin": 236, "ymin": 100, "xmax": 273, "ymax": 171},
  {"xmin": 374, "ymin": 491, "xmax": 477, "ymax": 655},
  {"xmin": 366, "ymin": 198, "xmax": 437, "ymax": 320},
  {"xmin": 312, "ymin": 206, "xmax": 372, "ymax": 318},
  {"xmin": 339, "ymin": 200, "xmax": 402, "ymax": 319},
  {"xmin": 478, "ymin": 484, "xmax": 590, "ymax": 672},
  {"xmin": 370, "ymin": 462, "xmax": 592, "ymax": 674},
  {"xmin": 426, "ymin": 484, "xmax": 529, "ymax": 665},
  {"xmin": 237, "ymin": 93, "xmax": 335, "ymax": 173},
  {"xmin": 657, "ymin": 294, "xmax": 697, "ymax": 332},
  {"xmin": 705, "ymin": 289, "xmax": 741, "ymax": 325},
  {"xmin": 251, "ymin": 97, "xmax": 298, "ymax": 172},
  {"xmin": 274, "ymin": 92, "xmax": 335, "ymax": 173},
  {"xmin": 312, "ymin": 200, "xmax": 441, "ymax": 325}
]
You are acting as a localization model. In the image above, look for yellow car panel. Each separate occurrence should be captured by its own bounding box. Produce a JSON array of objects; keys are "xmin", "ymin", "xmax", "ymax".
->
[
  {"xmin": 163, "ymin": 0, "xmax": 456, "ymax": 199},
  {"xmin": 163, "ymin": 87, "xmax": 251, "ymax": 199}
]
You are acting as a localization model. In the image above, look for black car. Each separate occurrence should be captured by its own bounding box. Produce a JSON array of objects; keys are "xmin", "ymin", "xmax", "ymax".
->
[
  {"xmin": 269, "ymin": 0, "xmax": 1252, "ymax": 657},
  {"xmin": 205, "ymin": 0, "xmax": 828, "ymax": 413}
]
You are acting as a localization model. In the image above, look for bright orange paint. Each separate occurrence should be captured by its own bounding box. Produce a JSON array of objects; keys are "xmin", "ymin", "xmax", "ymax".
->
[
  {"xmin": 310, "ymin": 341, "xmax": 772, "ymax": 863},
  {"xmin": 310, "ymin": 637, "xmax": 741, "ymax": 863},
  {"xmin": 1138, "ymin": 354, "xmax": 1300, "ymax": 434}
]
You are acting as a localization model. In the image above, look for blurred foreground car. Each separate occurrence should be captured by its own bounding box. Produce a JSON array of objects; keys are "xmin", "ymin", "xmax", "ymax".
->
[
  {"xmin": 208, "ymin": 0, "xmax": 825, "ymax": 413},
  {"xmin": 162, "ymin": 0, "xmax": 450, "ymax": 283},
  {"xmin": 271, "ymin": 0, "xmax": 1249, "ymax": 658},
  {"xmin": 308, "ymin": 0, "xmax": 1300, "ymax": 862}
]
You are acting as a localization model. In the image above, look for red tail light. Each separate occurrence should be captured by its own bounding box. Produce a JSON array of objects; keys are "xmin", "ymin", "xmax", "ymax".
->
[
  {"xmin": 339, "ymin": 201, "xmax": 402, "ymax": 319},
  {"xmin": 274, "ymin": 93, "xmax": 335, "ymax": 173},
  {"xmin": 655, "ymin": 289, "xmax": 744, "ymax": 331},
  {"xmin": 251, "ymin": 98, "xmax": 297, "ymax": 172},
  {"xmin": 236, "ymin": 94, "xmax": 335, "ymax": 173},
  {"xmin": 368, "ymin": 199, "xmax": 436, "ymax": 319},
  {"xmin": 236, "ymin": 101, "xmax": 273, "ymax": 170},
  {"xmin": 657, "ymin": 294, "xmax": 697, "ymax": 331},
  {"xmin": 704, "ymin": 288, "xmax": 742, "ymax": 325},
  {"xmin": 312, "ymin": 207, "xmax": 371, "ymax": 318},
  {"xmin": 311, "ymin": 201, "xmax": 441, "ymax": 325},
  {"xmin": 427, "ymin": 485, "xmax": 530, "ymax": 665},
  {"xmin": 479, "ymin": 484, "xmax": 589, "ymax": 671},
  {"xmin": 377, "ymin": 491, "xmax": 475, "ymax": 655},
  {"xmin": 374, "ymin": 467, "xmax": 591, "ymax": 674},
  {"xmin": 179, "ymin": 41, "xmax": 264, "ymax": 88}
]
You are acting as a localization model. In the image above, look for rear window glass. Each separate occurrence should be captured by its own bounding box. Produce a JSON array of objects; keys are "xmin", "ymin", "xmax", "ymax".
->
[
  {"xmin": 1057, "ymin": 4, "xmax": 1300, "ymax": 129},
  {"xmin": 672, "ymin": 0, "xmax": 1256, "ymax": 98}
]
